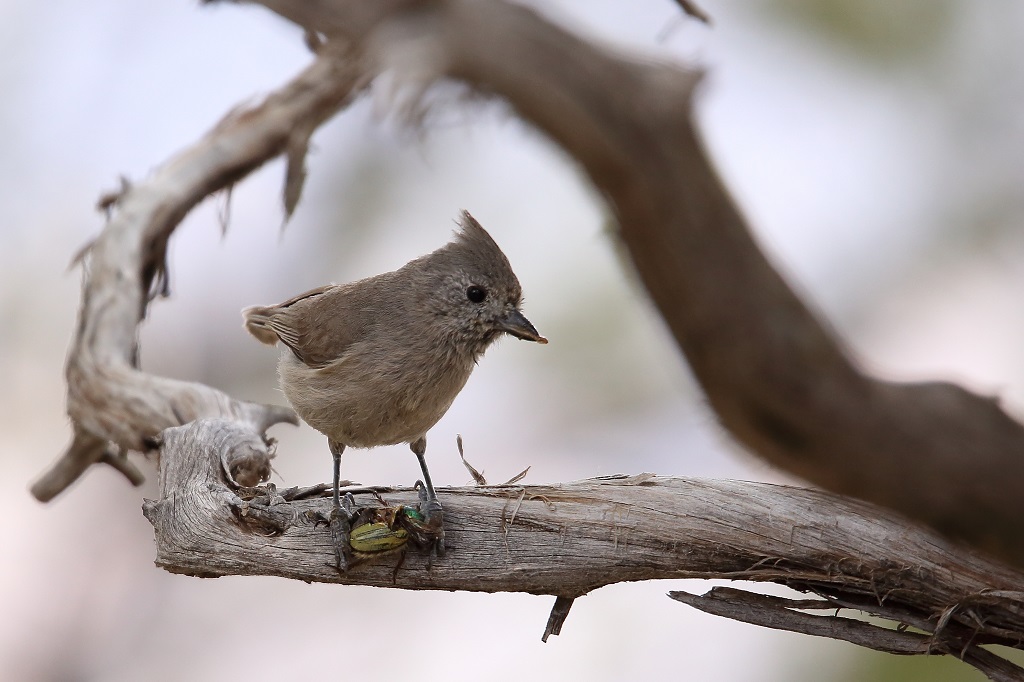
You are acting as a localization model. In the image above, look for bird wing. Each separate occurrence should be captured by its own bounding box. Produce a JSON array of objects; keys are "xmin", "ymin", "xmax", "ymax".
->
[{"xmin": 256, "ymin": 276, "xmax": 395, "ymax": 369}]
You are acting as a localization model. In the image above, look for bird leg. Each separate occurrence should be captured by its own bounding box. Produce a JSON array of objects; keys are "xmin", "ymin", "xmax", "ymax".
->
[
  {"xmin": 410, "ymin": 436, "xmax": 445, "ymax": 558},
  {"xmin": 328, "ymin": 440, "xmax": 353, "ymax": 572}
]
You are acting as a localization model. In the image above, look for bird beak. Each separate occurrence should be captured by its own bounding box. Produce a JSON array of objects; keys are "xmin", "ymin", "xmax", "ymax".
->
[{"xmin": 498, "ymin": 309, "xmax": 548, "ymax": 344}]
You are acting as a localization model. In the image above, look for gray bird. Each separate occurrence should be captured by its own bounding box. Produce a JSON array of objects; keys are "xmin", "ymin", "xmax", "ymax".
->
[{"xmin": 242, "ymin": 210, "xmax": 546, "ymax": 568}]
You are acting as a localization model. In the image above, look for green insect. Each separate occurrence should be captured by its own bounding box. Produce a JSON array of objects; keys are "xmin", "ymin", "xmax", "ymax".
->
[
  {"xmin": 309, "ymin": 484, "xmax": 445, "ymax": 575},
  {"xmin": 343, "ymin": 485, "xmax": 444, "ymax": 570},
  {"xmin": 349, "ymin": 507, "xmax": 411, "ymax": 554}
]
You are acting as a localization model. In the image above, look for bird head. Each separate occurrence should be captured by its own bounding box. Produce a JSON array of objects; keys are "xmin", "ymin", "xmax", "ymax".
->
[{"xmin": 421, "ymin": 211, "xmax": 547, "ymax": 355}]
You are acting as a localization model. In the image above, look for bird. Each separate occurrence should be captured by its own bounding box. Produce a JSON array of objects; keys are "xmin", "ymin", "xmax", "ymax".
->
[{"xmin": 242, "ymin": 210, "xmax": 546, "ymax": 569}]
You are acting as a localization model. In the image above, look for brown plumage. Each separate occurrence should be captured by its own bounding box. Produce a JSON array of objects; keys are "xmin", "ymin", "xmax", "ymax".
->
[{"xmin": 242, "ymin": 210, "xmax": 546, "ymax": 568}]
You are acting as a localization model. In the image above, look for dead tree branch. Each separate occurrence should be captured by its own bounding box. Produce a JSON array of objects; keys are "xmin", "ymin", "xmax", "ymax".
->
[{"xmin": 144, "ymin": 418, "xmax": 1024, "ymax": 679}]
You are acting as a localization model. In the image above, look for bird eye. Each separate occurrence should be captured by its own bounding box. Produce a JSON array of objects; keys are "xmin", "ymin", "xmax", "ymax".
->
[{"xmin": 466, "ymin": 285, "xmax": 487, "ymax": 303}]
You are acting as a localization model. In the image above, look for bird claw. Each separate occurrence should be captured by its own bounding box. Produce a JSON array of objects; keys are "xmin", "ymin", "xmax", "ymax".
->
[
  {"xmin": 328, "ymin": 492, "xmax": 356, "ymax": 573},
  {"xmin": 409, "ymin": 480, "xmax": 446, "ymax": 559}
]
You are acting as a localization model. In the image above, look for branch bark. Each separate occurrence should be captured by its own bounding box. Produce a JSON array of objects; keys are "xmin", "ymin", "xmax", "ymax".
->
[
  {"xmin": 144, "ymin": 419, "xmax": 1024, "ymax": 679},
  {"xmin": 231, "ymin": 0, "xmax": 1024, "ymax": 570}
]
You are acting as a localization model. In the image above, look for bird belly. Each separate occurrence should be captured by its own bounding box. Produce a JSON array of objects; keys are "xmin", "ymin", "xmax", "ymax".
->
[{"xmin": 277, "ymin": 349, "xmax": 472, "ymax": 449}]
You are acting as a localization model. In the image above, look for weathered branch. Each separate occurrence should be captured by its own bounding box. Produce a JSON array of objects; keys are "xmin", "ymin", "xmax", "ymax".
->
[
  {"xmin": 30, "ymin": 49, "xmax": 371, "ymax": 501},
  {"xmin": 144, "ymin": 419, "xmax": 1024, "ymax": 678},
  {"xmin": 231, "ymin": 0, "xmax": 1024, "ymax": 570}
]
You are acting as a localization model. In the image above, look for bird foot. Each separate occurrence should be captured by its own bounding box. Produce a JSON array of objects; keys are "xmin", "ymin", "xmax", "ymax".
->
[
  {"xmin": 327, "ymin": 492, "xmax": 356, "ymax": 573},
  {"xmin": 405, "ymin": 481, "xmax": 445, "ymax": 561}
]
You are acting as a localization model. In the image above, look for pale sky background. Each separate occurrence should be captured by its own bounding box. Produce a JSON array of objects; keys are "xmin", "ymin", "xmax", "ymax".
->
[{"xmin": 2, "ymin": 1, "xmax": 1023, "ymax": 680}]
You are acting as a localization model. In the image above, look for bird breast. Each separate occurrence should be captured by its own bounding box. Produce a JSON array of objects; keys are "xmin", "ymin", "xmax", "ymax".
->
[{"xmin": 277, "ymin": 340, "xmax": 477, "ymax": 448}]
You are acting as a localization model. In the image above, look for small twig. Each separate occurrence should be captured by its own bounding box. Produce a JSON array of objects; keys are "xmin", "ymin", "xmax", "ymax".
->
[
  {"xmin": 542, "ymin": 596, "xmax": 576, "ymax": 642},
  {"xmin": 500, "ymin": 488, "xmax": 527, "ymax": 556},
  {"xmin": 98, "ymin": 447, "xmax": 146, "ymax": 486},
  {"xmin": 672, "ymin": 0, "xmax": 712, "ymax": 25},
  {"xmin": 216, "ymin": 186, "xmax": 233, "ymax": 237},
  {"xmin": 501, "ymin": 466, "xmax": 530, "ymax": 486},
  {"xmin": 457, "ymin": 434, "xmax": 487, "ymax": 485},
  {"xmin": 458, "ymin": 433, "xmax": 531, "ymax": 486}
]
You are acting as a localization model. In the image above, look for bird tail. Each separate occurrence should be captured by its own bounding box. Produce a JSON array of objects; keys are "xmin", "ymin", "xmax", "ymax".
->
[{"xmin": 241, "ymin": 306, "xmax": 282, "ymax": 346}]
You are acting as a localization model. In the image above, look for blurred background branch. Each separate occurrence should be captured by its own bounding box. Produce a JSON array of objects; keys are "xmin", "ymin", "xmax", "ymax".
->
[{"xmin": 237, "ymin": 0, "xmax": 1024, "ymax": 568}]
